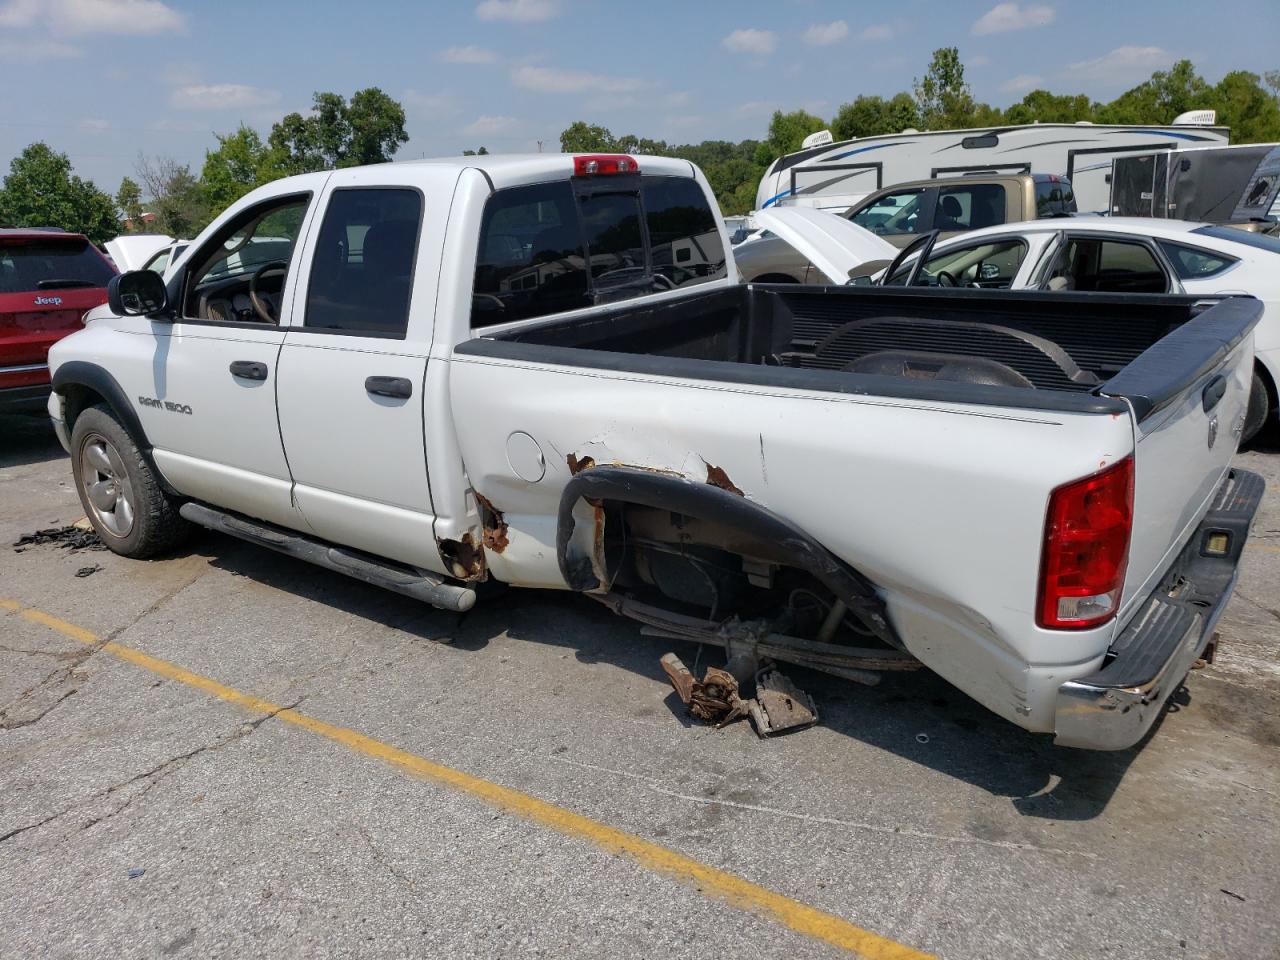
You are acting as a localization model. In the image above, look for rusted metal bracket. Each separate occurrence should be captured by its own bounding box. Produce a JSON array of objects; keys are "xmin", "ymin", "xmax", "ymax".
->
[{"xmin": 660, "ymin": 652, "xmax": 817, "ymax": 736}]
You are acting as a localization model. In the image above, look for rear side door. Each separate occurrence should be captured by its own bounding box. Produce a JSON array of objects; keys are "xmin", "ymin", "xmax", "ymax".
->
[{"xmin": 274, "ymin": 172, "xmax": 445, "ymax": 572}]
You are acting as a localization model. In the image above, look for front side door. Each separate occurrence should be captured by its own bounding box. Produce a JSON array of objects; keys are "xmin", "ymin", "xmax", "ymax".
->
[
  {"xmin": 847, "ymin": 186, "xmax": 936, "ymax": 248},
  {"xmin": 124, "ymin": 190, "xmax": 319, "ymax": 528},
  {"xmin": 275, "ymin": 180, "xmax": 440, "ymax": 571}
]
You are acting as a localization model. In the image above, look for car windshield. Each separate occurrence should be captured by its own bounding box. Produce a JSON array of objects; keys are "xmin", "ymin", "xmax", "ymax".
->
[{"xmin": 0, "ymin": 237, "xmax": 115, "ymax": 293}]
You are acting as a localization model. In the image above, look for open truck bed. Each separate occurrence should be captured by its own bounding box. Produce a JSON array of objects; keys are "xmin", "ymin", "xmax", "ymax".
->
[{"xmin": 452, "ymin": 285, "xmax": 1263, "ymax": 747}]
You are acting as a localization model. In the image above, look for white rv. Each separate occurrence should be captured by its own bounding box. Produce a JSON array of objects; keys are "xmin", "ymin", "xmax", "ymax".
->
[{"xmin": 755, "ymin": 112, "xmax": 1228, "ymax": 215}]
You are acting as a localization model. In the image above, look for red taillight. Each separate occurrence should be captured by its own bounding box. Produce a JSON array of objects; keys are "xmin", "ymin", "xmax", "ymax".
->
[
  {"xmin": 1037, "ymin": 456, "xmax": 1134, "ymax": 630},
  {"xmin": 573, "ymin": 154, "xmax": 638, "ymax": 176}
]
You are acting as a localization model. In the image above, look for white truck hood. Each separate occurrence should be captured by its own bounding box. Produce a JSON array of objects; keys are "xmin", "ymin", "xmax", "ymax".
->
[
  {"xmin": 104, "ymin": 234, "xmax": 173, "ymax": 272},
  {"xmin": 753, "ymin": 208, "xmax": 898, "ymax": 284}
]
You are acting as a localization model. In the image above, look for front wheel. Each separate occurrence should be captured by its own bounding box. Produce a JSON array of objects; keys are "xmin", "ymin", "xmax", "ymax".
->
[
  {"xmin": 1241, "ymin": 370, "xmax": 1271, "ymax": 445},
  {"xmin": 71, "ymin": 404, "xmax": 190, "ymax": 558}
]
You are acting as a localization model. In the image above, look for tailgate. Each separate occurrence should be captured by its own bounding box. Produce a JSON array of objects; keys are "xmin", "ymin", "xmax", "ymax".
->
[{"xmin": 1102, "ymin": 297, "xmax": 1262, "ymax": 621}]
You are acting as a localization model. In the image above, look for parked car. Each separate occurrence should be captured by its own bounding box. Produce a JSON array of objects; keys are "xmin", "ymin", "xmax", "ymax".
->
[
  {"xmin": 141, "ymin": 240, "xmax": 189, "ymax": 277},
  {"xmin": 104, "ymin": 234, "xmax": 174, "ymax": 273},
  {"xmin": 735, "ymin": 173, "xmax": 1075, "ymax": 283},
  {"xmin": 47, "ymin": 154, "xmax": 1263, "ymax": 751},
  {"xmin": 1, "ymin": 228, "xmax": 115, "ymax": 413},
  {"xmin": 887, "ymin": 219, "xmax": 1280, "ymax": 441}
]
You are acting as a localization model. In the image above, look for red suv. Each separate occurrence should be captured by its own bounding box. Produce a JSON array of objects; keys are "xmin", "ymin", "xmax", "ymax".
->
[{"xmin": 1, "ymin": 228, "xmax": 116, "ymax": 413}]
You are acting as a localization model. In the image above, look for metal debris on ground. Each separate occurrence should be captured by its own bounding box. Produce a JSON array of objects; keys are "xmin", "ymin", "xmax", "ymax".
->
[
  {"xmin": 660, "ymin": 652, "xmax": 818, "ymax": 737},
  {"xmin": 13, "ymin": 525, "xmax": 106, "ymax": 554},
  {"xmin": 75, "ymin": 565, "xmax": 102, "ymax": 578}
]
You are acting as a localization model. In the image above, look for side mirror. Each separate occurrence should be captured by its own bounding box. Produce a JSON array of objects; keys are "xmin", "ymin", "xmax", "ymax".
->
[{"xmin": 108, "ymin": 270, "xmax": 169, "ymax": 318}]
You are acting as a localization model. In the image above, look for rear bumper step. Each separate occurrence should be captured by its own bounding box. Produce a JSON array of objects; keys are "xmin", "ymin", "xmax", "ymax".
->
[
  {"xmin": 1054, "ymin": 468, "xmax": 1264, "ymax": 750},
  {"xmin": 179, "ymin": 502, "xmax": 475, "ymax": 613}
]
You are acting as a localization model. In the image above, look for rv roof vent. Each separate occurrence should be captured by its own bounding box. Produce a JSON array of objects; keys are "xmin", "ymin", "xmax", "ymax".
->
[
  {"xmin": 1074, "ymin": 120, "xmax": 1094, "ymax": 125},
  {"xmin": 801, "ymin": 129, "xmax": 834, "ymax": 149},
  {"xmin": 1173, "ymin": 109, "xmax": 1217, "ymax": 126},
  {"xmin": 900, "ymin": 127, "xmax": 919, "ymax": 135}
]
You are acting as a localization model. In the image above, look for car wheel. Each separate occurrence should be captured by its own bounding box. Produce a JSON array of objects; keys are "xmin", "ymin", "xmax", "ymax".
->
[
  {"xmin": 71, "ymin": 404, "xmax": 190, "ymax": 558},
  {"xmin": 1241, "ymin": 369, "xmax": 1270, "ymax": 445}
]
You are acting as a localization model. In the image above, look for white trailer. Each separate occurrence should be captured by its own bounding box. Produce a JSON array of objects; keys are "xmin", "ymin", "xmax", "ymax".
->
[{"xmin": 756, "ymin": 113, "xmax": 1228, "ymax": 215}]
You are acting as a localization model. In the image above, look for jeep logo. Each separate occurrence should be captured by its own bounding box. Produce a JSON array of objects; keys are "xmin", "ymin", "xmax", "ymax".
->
[{"xmin": 34, "ymin": 295, "xmax": 63, "ymax": 306}]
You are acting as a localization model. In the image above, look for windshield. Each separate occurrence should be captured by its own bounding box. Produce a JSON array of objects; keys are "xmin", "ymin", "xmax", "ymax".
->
[{"xmin": 0, "ymin": 237, "xmax": 115, "ymax": 293}]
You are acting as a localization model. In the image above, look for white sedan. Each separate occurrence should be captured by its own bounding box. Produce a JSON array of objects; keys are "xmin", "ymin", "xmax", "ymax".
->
[{"xmin": 760, "ymin": 210, "xmax": 1280, "ymax": 442}]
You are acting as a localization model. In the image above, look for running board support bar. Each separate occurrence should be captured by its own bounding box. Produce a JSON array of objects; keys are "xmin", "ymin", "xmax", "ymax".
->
[{"xmin": 179, "ymin": 502, "xmax": 476, "ymax": 613}]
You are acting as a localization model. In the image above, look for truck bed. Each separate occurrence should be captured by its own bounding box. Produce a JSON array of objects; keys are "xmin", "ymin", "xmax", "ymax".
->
[{"xmin": 460, "ymin": 285, "xmax": 1256, "ymax": 422}]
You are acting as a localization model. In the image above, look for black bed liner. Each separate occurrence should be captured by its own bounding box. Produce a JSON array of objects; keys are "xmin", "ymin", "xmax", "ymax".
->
[{"xmin": 456, "ymin": 284, "xmax": 1261, "ymax": 421}]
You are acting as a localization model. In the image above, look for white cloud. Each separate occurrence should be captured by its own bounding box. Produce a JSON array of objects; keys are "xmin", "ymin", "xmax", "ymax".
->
[
  {"xmin": 1066, "ymin": 45, "xmax": 1171, "ymax": 83},
  {"xmin": 0, "ymin": 37, "xmax": 80, "ymax": 59},
  {"xmin": 722, "ymin": 28, "xmax": 776, "ymax": 56},
  {"xmin": 1000, "ymin": 73, "xmax": 1044, "ymax": 93},
  {"xmin": 512, "ymin": 65, "xmax": 646, "ymax": 94},
  {"xmin": 971, "ymin": 3, "xmax": 1054, "ymax": 35},
  {"xmin": 859, "ymin": 24, "xmax": 894, "ymax": 42},
  {"xmin": 439, "ymin": 45, "xmax": 497, "ymax": 64},
  {"xmin": 475, "ymin": 0, "xmax": 558, "ymax": 22},
  {"xmin": 969, "ymin": 54, "xmax": 992, "ymax": 67},
  {"xmin": 402, "ymin": 89, "xmax": 459, "ymax": 115},
  {"xmin": 463, "ymin": 115, "xmax": 518, "ymax": 136},
  {"xmin": 169, "ymin": 84, "xmax": 281, "ymax": 110},
  {"xmin": 0, "ymin": 0, "xmax": 186, "ymax": 34},
  {"xmin": 803, "ymin": 20, "xmax": 847, "ymax": 46}
]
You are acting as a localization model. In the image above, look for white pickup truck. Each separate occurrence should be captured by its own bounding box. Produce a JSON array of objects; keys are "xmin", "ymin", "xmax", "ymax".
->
[{"xmin": 47, "ymin": 153, "xmax": 1264, "ymax": 750}]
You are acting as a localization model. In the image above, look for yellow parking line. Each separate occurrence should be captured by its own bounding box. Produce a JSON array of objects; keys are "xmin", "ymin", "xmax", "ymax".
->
[{"xmin": 1, "ymin": 599, "xmax": 931, "ymax": 960}]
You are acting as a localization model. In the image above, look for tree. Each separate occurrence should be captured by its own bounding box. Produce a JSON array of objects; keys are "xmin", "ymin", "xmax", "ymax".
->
[
  {"xmin": 201, "ymin": 125, "xmax": 273, "ymax": 215},
  {"xmin": 462, "ymin": 146, "xmax": 490, "ymax": 156},
  {"xmin": 1096, "ymin": 59, "xmax": 1209, "ymax": 124},
  {"xmin": 136, "ymin": 154, "xmax": 211, "ymax": 237},
  {"xmin": 560, "ymin": 121, "xmax": 619, "ymax": 152},
  {"xmin": 914, "ymin": 47, "xmax": 976, "ymax": 129},
  {"xmin": 0, "ymin": 142, "xmax": 118, "ymax": 243},
  {"xmin": 267, "ymin": 88, "xmax": 408, "ymax": 175},
  {"xmin": 831, "ymin": 93, "xmax": 920, "ymax": 140},
  {"xmin": 1004, "ymin": 90, "xmax": 1095, "ymax": 125},
  {"xmin": 1209, "ymin": 71, "xmax": 1280, "ymax": 143},
  {"xmin": 753, "ymin": 109, "xmax": 827, "ymax": 167},
  {"xmin": 116, "ymin": 176, "xmax": 143, "ymax": 226}
]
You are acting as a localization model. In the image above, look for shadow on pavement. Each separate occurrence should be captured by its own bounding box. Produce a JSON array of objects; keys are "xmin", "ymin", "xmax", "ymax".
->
[
  {"xmin": 175, "ymin": 529, "xmax": 1153, "ymax": 822},
  {"xmin": 0, "ymin": 413, "xmax": 66, "ymax": 469}
]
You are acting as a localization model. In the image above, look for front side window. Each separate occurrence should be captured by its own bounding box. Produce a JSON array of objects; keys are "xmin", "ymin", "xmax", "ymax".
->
[
  {"xmin": 1044, "ymin": 238, "xmax": 1167, "ymax": 293},
  {"xmin": 304, "ymin": 188, "xmax": 423, "ymax": 336},
  {"xmin": 849, "ymin": 189, "xmax": 927, "ymax": 236},
  {"xmin": 182, "ymin": 195, "xmax": 309, "ymax": 323},
  {"xmin": 1157, "ymin": 241, "xmax": 1237, "ymax": 281},
  {"xmin": 887, "ymin": 238, "xmax": 1027, "ymax": 288},
  {"xmin": 0, "ymin": 237, "xmax": 115, "ymax": 293},
  {"xmin": 936, "ymin": 183, "xmax": 1007, "ymax": 231}
]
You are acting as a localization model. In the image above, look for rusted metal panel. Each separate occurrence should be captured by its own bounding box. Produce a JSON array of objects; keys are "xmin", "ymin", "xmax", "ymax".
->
[
  {"xmin": 436, "ymin": 532, "xmax": 486, "ymax": 581},
  {"xmin": 705, "ymin": 463, "xmax": 743, "ymax": 497},
  {"xmin": 567, "ymin": 453, "xmax": 596, "ymax": 475},
  {"xmin": 474, "ymin": 492, "xmax": 510, "ymax": 554}
]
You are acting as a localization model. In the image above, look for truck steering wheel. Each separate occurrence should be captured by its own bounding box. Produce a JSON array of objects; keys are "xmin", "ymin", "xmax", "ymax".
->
[{"xmin": 249, "ymin": 260, "xmax": 289, "ymax": 323}]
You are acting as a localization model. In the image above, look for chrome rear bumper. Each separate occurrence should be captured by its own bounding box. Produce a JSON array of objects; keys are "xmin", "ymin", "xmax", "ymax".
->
[{"xmin": 1054, "ymin": 468, "xmax": 1264, "ymax": 751}]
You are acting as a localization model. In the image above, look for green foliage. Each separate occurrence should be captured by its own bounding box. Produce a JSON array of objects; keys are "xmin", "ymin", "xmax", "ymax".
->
[
  {"xmin": 267, "ymin": 88, "xmax": 408, "ymax": 175},
  {"xmin": 0, "ymin": 142, "xmax": 117, "ymax": 243},
  {"xmin": 136, "ymin": 154, "xmax": 212, "ymax": 237},
  {"xmin": 1208, "ymin": 71, "xmax": 1280, "ymax": 143},
  {"xmin": 831, "ymin": 93, "xmax": 920, "ymax": 140},
  {"xmin": 559, "ymin": 121, "xmax": 620, "ymax": 152},
  {"xmin": 462, "ymin": 146, "xmax": 490, "ymax": 155},
  {"xmin": 115, "ymin": 176, "xmax": 143, "ymax": 224},
  {"xmin": 1004, "ymin": 90, "xmax": 1095, "ymax": 125},
  {"xmin": 1096, "ymin": 59, "xmax": 1209, "ymax": 124},
  {"xmin": 914, "ymin": 47, "xmax": 977, "ymax": 129},
  {"xmin": 201, "ymin": 125, "xmax": 273, "ymax": 213},
  {"xmin": 753, "ymin": 110, "xmax": 827, "ymax": 167}
]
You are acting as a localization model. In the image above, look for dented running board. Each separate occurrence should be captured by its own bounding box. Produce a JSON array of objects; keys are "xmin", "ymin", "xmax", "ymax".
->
[{"xmin": 179, "ymin": 502, "xmax": 476, "ymax": 612}]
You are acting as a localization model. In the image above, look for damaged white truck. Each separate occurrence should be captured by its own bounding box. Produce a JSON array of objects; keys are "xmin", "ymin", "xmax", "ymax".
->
[{"xmin": 47, "ymin": 153, "xmax": 1264, "ymax": 749}]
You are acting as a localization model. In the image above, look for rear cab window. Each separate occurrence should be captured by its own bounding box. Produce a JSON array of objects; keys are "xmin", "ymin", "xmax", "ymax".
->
[
  {"xmin": 0, "ymin": 236, "xmax": 115, "ymax": 293},
  {"xmin": 472, "ymin": 174, "xmax": 725, "ymax": 328},
  {"xmin": 936, "ymin": 183, "xmax": 1007, "ymax": 231},
  {"xmin": 1034, "ymin": 178, "xmax": 1077, "ymax": 217}
]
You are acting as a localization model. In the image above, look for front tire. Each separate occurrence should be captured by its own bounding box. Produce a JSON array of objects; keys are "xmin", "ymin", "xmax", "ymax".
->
[
  {"xmin": 71, "ymin": 404, "xmax": 190, "ymax": 558},
  {"xmin": 1241, "ymin": 369, "xmax": 1271, "ymax": 445}
]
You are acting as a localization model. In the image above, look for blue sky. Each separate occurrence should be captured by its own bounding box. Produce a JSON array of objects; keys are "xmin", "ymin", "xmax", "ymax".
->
[{"xmin": 1, "ymin": 0, "xmax": 1276, "ymax": 194}]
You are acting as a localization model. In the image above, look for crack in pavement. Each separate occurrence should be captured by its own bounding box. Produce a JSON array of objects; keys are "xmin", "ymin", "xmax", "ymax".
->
[
  {"xmin": 0, "ymin": 698, "xmax": 303, "ymax": 846},
  {"xmin": 0, "ymin": 567, "xmax": 209, "ymax": 729},
  {"xmin": 356, "ymin": 823, "xmax": 416, "ymax": 891},
  {"xmin": 1236, "ymin": 591, "xmax": 1280, "ymax": 626}
]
